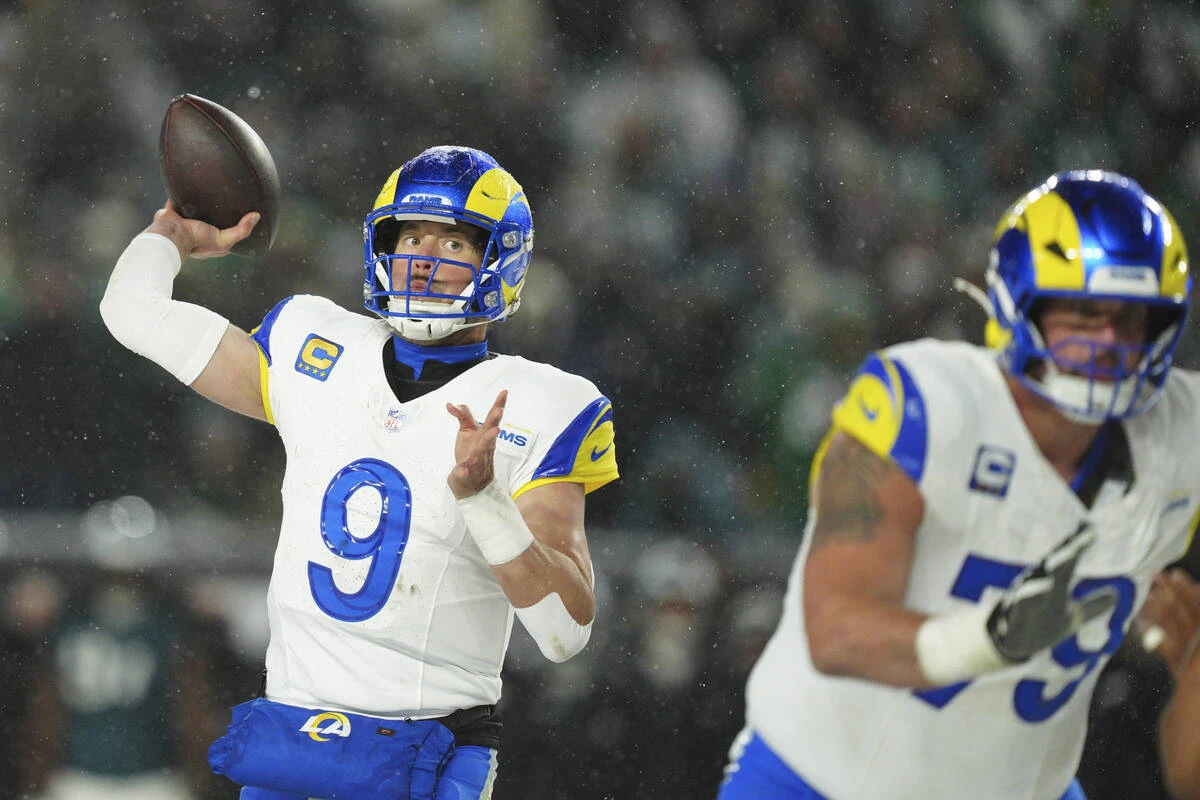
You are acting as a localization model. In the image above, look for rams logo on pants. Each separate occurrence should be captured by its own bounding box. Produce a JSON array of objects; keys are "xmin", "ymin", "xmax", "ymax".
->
[{"xmin": 300, "ymin": 711, "xmax": 351, "ymax": 741}]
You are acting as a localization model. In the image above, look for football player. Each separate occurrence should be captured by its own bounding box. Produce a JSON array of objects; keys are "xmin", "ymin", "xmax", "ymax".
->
[
  {"xmin": 718, "ymin": 170, "xmax": 1196, "ymax": 799},
  {"xmin": 100, "ymin": 146, "xmax": 618, "ymax": 800}
]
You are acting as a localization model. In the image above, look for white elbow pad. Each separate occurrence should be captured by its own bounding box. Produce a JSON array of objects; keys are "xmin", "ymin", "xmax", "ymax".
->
[
  {"xmin": 99, "ymin": 233, "xmax": 229, "ymax": 385},
  {"xmin": 515, "ymin": 592, "xmax": 593, "ymax": 663}
]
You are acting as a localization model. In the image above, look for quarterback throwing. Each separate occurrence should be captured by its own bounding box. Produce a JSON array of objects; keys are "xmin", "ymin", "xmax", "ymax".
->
[{"xmin": 101, "ymin": 146, "xmax": 618, "ymax": 800}]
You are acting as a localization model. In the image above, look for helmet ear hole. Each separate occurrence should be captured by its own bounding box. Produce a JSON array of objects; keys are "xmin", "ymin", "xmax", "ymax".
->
[
  {"xmin": 1026, "ymin": 299, "xmax": 1055, "ymax": 352},
  {"xmin": 373, "ymin": 219, "xmax": 401, "ymax": 257},
  {"xmin": 1146, "ymin": 306, "xmax": 1180, "ymax": 344},
  {"xmin": 462, "ymin": 223, "xmax": 490, "ymax": 255},
  {"xmin": 1027, "ymin": 299, "xmax": 1048, "ymax": 330}
]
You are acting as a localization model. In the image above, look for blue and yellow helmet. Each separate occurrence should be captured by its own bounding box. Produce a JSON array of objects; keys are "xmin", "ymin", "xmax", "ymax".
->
[
  {"xmin": 986, "ymin": 170, "xmax": 1190, "ymax": 422},
  {"xmin": 363, "ymin": 146, "xmax": 534, "ymax": 341}
]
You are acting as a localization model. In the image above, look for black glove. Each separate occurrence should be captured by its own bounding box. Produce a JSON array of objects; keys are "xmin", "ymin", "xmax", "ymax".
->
[{"xmin": 986, "ymin": 522, "xmax": 1117, "ymax": 662}]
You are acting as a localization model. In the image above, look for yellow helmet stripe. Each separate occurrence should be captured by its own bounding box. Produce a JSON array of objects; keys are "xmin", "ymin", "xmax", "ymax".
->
[
  {"xmin": 464, "ymin": 168, "xmax": 527, "ymax": 222},
  {"xmin": 1159, "ymin": 204, "xmax": 1190, "ymax": 300},
  {"xmin": 372, "ymin": 168, "xmax": 402, "ymax": 211},
  {"xmin": 1019, "ymin": 190, "xmax": 1086, "ymax": 291}
]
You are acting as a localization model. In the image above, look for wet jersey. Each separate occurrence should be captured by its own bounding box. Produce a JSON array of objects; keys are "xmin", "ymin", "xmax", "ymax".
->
[
  {"xmin": 743, "ymin": 339, "xmax": 1200, "ymax": 799},
  {"xmin": 249, "ymin": 295, "xmax": 618, "ymax": 719}
]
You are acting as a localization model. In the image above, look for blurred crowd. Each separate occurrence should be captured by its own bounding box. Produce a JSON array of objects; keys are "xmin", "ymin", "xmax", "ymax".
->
[{"xmin": 2, "ymin": 0, "xmax": 1199, "ymax": 797}]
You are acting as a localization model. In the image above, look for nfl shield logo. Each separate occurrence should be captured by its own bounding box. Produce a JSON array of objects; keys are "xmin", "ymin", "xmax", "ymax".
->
[{"xmin": 384, "ymin": 408, "xmax": 406, "ymax": 432}]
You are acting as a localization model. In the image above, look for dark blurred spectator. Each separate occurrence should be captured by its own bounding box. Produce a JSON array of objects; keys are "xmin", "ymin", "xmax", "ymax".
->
[
  {"xmin": 593, "ymin": 538, "xmax": 731, "ymax": 797},
  {"xmin": 17, "ymin": 498, "xmax": 232, "ymax": 800},
  {"xmin": 613, "ymin": 417, "xmax": 748, "ymax": 538},
  {"xmin": 726, "ymin": 272, "xmax": 877, "ymax": 527},
  {"xmin": 0, "ymin": 568, "xmax": 65, "ymax": 798}
]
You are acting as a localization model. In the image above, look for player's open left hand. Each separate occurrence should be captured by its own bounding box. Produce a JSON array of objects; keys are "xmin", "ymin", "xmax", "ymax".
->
[
  {"xmin": 446, "ymin": 390, "xmax": 507, "ymax": 499},
  {"xmin": 147, "ymin": 201, "xmax": 260, "ymax": 260},
  {"xmin": 986, "ymin": 522, "xmax": 1116, "ymax": 662},
  {"xmin": 1137, "ymin": 568, "xmax": 1200, "ymax": 679}
]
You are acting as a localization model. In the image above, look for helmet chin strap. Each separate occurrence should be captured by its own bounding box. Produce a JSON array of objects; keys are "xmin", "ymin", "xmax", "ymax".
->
[
  {"xmin": 386, "ymin": 298, "xmax": 477, "ymax": 341},
  {"xmin": 1036, "ymin": 370, "xmax": 1141, "ymax": 424}
]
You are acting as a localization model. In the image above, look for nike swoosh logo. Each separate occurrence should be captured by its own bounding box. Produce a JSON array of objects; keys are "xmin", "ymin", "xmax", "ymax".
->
[
  {"xmin": 858, "ymin": 396, "xmax": 880, "ymax": 421},
  {"xmin": 590, "ymin": 443, "xmax": 612, "ymax": 461}
]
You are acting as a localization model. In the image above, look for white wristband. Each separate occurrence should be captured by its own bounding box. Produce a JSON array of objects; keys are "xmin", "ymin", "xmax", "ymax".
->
[
  {"xmin": 455, "ymin": 480, "xmax": 535, "ymax": 565},
  {"xmin": 99, "ymin": 233, "xmax": 229, "ymax": 385},
  {"xmin": 915, "ymin": 603, "xmax": 1011, "ymax": 685},
  {"xmin": 515, "ymin": 591, "xmax": 593, "ymax": 663}
]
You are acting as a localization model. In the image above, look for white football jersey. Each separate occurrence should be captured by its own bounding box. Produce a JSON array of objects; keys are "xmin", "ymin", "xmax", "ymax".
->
[
  {"xmin": 743, "ymin": 339, "xmax": 1200, "ymax": 799},
  {"xmin": 248, "ymin": 295, "xmax": 618, "ymax": 719}
]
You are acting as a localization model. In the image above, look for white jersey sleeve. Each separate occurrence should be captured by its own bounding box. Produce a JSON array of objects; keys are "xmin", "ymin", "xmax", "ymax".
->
[
  {"xmin": 246, "ymin": 295, "xmax": 618, "ymax": 719},
  {"xmin": 742, "ymin": 339, "xmax": 1200, "ymax": 800}
]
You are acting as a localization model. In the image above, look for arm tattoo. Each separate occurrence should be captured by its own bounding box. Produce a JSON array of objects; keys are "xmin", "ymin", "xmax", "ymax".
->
[{"xmin": 812, "ymin": 434, "xmax": 892, "ymax": 546}]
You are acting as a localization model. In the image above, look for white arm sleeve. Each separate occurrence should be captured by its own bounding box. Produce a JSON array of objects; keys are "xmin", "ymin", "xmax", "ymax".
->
[
  {"xmin": 99, "ymin": 233, "xmax": 230, "ymax": 385},
  {"xmin": 515, "ymin": 590, "xmax": 594, "ymax": 663}
]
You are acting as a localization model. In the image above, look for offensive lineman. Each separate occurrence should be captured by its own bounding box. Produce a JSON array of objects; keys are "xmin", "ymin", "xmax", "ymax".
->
[
  {"xmin": 718, "ymin": 171, "xmax": 1197, "ymax": 799},
  {"xmin": 100, "ymin": 146, "xmax": 618, "ymax": 800}
]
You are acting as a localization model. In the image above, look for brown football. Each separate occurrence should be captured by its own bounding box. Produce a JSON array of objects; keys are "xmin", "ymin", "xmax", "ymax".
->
[{"xmin": 158, "ymin": 94, "xmax": 281, "ymax": 257}]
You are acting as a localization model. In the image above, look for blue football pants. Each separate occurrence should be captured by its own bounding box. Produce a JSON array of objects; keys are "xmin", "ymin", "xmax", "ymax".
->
[{"xmin": 238, "ymin": 744, "xmax": 496, "ymax": 800}]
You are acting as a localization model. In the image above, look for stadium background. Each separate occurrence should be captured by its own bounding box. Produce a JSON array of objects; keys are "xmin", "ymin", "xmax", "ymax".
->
[{"xmin": 1, "ymin": 0, "xmax": 1198, "ymax": 797}]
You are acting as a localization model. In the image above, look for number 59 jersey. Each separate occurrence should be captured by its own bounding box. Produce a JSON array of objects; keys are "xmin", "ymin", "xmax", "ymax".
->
[
  {"xmin": 249, "ymin": 295, "xmax": 618, "ymax": 719},
  {"xmin": 743, "ymin": 338, "xmax": 1200, "ymax": 800}
]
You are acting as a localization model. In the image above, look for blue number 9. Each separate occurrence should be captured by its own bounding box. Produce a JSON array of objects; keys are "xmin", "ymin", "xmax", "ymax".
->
[{"xmin": 308, "ymin": 458, "xmax": 412, "ymax": 622}]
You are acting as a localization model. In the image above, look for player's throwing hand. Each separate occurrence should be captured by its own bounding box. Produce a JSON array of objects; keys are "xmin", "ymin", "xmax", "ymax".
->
[{"xmin": 149, "ymin": 201, "xmax": 260, "ymax": 260}]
